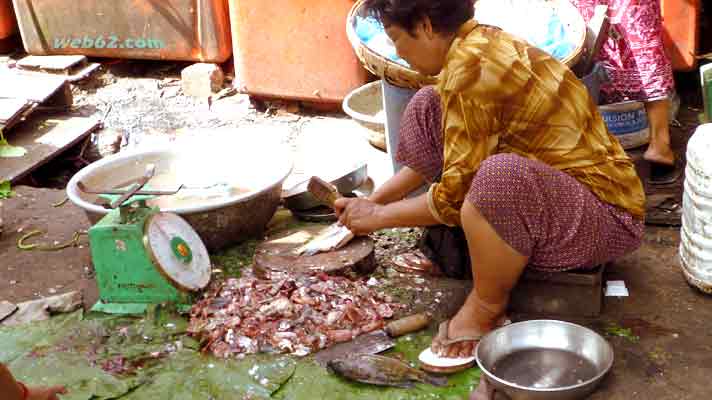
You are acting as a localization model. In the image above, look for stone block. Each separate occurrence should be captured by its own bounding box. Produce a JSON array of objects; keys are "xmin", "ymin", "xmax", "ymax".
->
[
  {"xmin": 509, "ymin": 264, "xmax": 606, "ymax": 318},
  {"xmin": 181, "ymin": 63, "xmax": 224, "ymax": 98}
]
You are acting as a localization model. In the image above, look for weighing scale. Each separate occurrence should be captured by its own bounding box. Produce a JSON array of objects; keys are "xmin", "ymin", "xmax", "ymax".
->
[{"xmin": 80, "ymin": 165, "xmax": 211, "ymax": 314}]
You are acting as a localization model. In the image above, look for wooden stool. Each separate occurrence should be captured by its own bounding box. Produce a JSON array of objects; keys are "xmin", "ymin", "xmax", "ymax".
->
[{"xmin": 509, "ymin": 264, "xmax": 606, "ymax": 318}]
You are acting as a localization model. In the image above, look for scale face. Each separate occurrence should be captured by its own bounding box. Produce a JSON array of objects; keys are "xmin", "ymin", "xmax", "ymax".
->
[{"xmin": 144, "ymin": 213, "xmax": 211, "ymax": 292}]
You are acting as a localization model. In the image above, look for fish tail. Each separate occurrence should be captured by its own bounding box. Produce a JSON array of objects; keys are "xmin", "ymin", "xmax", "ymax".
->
[{"xmin": 422, "ymin": 374, "xmax": 448, "ymax": 387}]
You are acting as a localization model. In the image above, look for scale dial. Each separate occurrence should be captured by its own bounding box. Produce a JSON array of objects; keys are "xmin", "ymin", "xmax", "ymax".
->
[{"xmin": 143, "ymin": 212, "xmax": 211, "ymax": 292}]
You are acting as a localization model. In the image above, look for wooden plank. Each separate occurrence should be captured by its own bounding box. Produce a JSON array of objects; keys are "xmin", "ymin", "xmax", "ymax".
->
[
  {"xmin": 0, "ymin": 70, "xmax": 68, "ymax": 103},
  {"xmin": 510, "ymin": 265, "xmax": 606, "ymax": 317},
  {"xmin": 0, "ymin": 99, "xmax": 31, "ymax": 125},
  {"xmin": 17, "ymin": 55, "xmax": 87, "ymax": 72},
  {"xmin": 67, "ymin": 62, "xmax": 102, "ymax": 83},
  {"xmin": 0, "ymin": 114, "xmax": 100, "ymax": 183},
  {"xmin": 520, "ymin": 264, "xmax": 605, "ymax": 286},
  {"xmin": 0, "ymin": 301, "xmax": 18, "ymax": 322}
]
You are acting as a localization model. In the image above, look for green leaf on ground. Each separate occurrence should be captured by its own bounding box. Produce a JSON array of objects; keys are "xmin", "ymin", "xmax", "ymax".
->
[
  {"xmin": 0, "ymin": 138, "xmax": 27, "ymax": 158},
  {"xmin": 0, "ymin": 311, "xmax": 83, "ymax": 364},
  {"xmin": 211, "ymin": 239, "xmax": 259, "ymax": 277},
  {"xmin": 0, "ymin": 301, "xmax": 480, "ymax": 400},
  {"xmin": 605, "ymin": 324, "xmax": 640, "ymax": 343},
  {"xmin": 121, "ymin": 350, "xmax": 278, "ymax": 400},
  {"xmin": 9, "ymin": 351, "xmax": 138, "ymax": 400},
  {"xmin": 0, "ymin": 180, "xmax": 13, "ymax": 199},
  {"xmin": 275, "ymin": 333, "xmax": 481, "ymax": 400}
]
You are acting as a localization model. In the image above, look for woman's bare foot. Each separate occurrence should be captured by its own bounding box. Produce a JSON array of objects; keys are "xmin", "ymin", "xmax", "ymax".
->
[{"xmin": 643, "ymin": 146, "xmax": 675, "ymax": 166}]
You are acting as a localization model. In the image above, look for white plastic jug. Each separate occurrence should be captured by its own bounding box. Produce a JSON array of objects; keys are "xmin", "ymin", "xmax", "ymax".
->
[{"xmin": 680, "ymin": 123, "xmax": 712, "ymax": 293}]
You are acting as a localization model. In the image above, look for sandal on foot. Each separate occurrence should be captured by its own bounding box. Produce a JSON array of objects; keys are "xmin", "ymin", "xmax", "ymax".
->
[
  {"xmin": 431, "ymin": 316, "xmax": 512, "ymax": 358},
  {"xmin": 647, "ymin": 159, "xmax": 683, "ymax": 185}
]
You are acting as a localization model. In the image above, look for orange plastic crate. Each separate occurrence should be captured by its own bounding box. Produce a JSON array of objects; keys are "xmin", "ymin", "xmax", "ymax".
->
[
  {"xmin": 11, "ymin": 0, "xmax": 231, "ymax": 62},
  {"xmin": 0, "ymin": 0, "xmax": 16, "ymax": 39},
  {"xmin": 229, "ymin": 0, "xmax": 370, "ymax": 104},
  {"xmin": 661, "ymin": 0, "xmax": 701, "ymax": 72}
]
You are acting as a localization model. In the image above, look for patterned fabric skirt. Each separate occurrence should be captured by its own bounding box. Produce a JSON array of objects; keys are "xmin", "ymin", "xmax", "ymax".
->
[
  {"xmin": 571, "ymin": 0, "xmax": 675, "ymax": 104},
  {"xmin": 396, "ymin": 87, "xmax": 644, "ymax": 271}
]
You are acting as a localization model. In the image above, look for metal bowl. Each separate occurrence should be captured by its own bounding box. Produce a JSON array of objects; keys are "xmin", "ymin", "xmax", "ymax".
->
[
  {"xmin": 476, "ymin": 320, "xmax": 614, "ymax": 400},
  {"xmin": 67, "ymin": 139, "xmax": 292, "ymax": 252},
  {"xmin": 282, "ymin": 163, "xmax": 368, "ymax": 211}
]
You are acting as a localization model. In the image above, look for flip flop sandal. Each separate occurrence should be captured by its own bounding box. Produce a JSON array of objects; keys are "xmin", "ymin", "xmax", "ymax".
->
[
  {"xmin": 647, "ymin": 159, "xmax": 683, "ymax": 185},
  {"xmin": 645, "ymin": 194, "xmax": 682, "ymax": 227},
  {"xmin": 431, "ymin": 316, "xmax": 512, "ymax": 358}
]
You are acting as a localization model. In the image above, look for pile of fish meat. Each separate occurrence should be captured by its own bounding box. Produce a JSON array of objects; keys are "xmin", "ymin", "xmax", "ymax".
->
[{"xmin": 188, "ymin": 271, "xmax": 402, "ymax": 358}]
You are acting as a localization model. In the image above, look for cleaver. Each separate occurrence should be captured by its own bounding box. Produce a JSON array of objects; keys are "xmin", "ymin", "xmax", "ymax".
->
[{"xmin": 315, "ymin": 313, "xmax": 430, "ymax": 366}]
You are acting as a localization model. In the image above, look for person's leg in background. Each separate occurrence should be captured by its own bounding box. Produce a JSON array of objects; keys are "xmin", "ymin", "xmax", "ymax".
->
[{"xmin": 644, "ymin": 97, "xmax": 675, "ymax": 166}]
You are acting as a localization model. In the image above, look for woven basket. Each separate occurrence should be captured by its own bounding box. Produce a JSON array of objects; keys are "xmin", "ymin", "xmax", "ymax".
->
[
  {"xmin": 346, "ymin": 0, "xmax": 586, "ymax": 90},
  {"xmin": 346, "ymin": 0, "xmax": 436, "ymax": 89}
]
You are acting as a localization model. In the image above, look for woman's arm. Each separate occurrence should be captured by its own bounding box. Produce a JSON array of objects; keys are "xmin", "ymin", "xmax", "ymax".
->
[
  {"xmin": 369, "ymin": 166, "xmax": 427, "ymax": 205},
  {"xmin": 0, "ymin": 363, "xmax": 67, "ymax": 400},
  {"xmin": 0, "ymin": 363, "xmax": 24, "ymax": 400}
]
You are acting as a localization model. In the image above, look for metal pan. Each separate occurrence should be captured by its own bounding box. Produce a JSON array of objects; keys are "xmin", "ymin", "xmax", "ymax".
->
[
  {"xmin": 290, "ymin": 178, "xmax": 375, "ymax": 223},
  {"xmin": 282, "ymin": 163, "xmax": 368, "ymax": 211}
]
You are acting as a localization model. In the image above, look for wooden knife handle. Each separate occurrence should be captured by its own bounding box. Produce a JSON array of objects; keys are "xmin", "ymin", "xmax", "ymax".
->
[
  {"xmin": 308, "ymin": 176, "xmax": 342, "ymax": 208},
  {"xmin": 385, "ymin": 313, "xmax": 431, "ymax": 337}
]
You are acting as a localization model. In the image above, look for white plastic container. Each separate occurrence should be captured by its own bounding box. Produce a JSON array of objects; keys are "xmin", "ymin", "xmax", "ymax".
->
[{"xmin": 680, "ymin": 123, "xmax": 712, "ymax": 293}]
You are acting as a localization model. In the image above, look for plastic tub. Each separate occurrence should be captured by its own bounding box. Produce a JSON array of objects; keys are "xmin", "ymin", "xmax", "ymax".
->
[
  {"xmin": 342, "ymin": 80, "xmax": 386, "ymax": 151},
  {"xmin": 229, "ymin": 0, "xmax": 369, "ymax": 104},
  {"xmin": 661, "ymin": 0, "xmax": 701, "ymax": 72},
  {"xmin": 598, "ymin": 101, "xmax": 650, "ymax": 150},
  {"xmin": 0, "ymin": 0, "xmax": 16, "ymax": 39},
  {"xmin": 11, "ymin": 0, "xmax": 231, "ymax": 62}
]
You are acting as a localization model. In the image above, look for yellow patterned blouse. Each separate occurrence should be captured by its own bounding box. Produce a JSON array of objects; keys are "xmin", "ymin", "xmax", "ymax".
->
[{"xmin": 427, "ymin": 20, "xmax": 646, "ymax": 226}]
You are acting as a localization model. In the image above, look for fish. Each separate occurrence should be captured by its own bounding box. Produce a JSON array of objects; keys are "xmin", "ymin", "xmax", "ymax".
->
[
  {"xmin": 296, "ymin": 223, "xmax": 354, "ymax": 256},
  {"xmin": 327, "ymin": 354, "xmax": 448, "ymax": 389}
]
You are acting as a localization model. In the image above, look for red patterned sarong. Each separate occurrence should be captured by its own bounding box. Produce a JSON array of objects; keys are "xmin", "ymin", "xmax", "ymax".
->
[
  {"xmin": 396, "ymin": 87, "xmax": 644, "ymax": 270},
  {"xmin": 572, "ymin": 0, "xmax": 675, "ymax": 103}
]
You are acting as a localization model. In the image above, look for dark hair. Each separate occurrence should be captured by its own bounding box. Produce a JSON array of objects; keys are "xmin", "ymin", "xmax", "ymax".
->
[{"xmin": 364, "ymin": 0, "xmax": 475, "ymax": 34}]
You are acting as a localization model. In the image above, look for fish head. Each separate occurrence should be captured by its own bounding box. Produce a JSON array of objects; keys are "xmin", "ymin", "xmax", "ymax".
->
[{"xmin": 326, "ymin": 358, "xmax": 349, "ymax": 375}]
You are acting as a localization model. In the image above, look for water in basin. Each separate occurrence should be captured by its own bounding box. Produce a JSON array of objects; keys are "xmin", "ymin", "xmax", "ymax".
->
[
  {"xmin": 145, "ymin": 171, "xmax": 249, "ymax": 209},
  {"xmin": 491, "ymin": 348, "xmax": 598, "ymax": 389},
  {"xmin": 94, "ymin": 171, "xmax": 250, "ymax": 210}
]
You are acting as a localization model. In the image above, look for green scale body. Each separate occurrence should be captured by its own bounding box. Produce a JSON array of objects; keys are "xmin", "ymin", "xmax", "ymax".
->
[{"xmin": 88, "ymin": 200, "xmax": 202, "ymax": 314}]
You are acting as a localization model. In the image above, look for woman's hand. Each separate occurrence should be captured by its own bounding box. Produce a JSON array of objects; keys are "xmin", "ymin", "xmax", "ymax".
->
[{"xmin": 334, "ymin": 198, "xmax": 385, "ymax": 236}]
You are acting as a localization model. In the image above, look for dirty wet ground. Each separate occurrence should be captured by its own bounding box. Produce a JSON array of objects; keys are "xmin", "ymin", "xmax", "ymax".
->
[{"xmin": 0, "ymin": 56, "xmax": 711, "ymax": 399}]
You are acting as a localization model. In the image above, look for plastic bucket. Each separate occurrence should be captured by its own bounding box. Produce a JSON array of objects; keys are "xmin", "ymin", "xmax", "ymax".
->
[
  {"xmin": 598, "ymin": 101, "xmax": 650, "ymax": 149},
  {"xmin": 382, "ymin": 80, "xmax": 418, "ymax": 174},
  {"xmin": 342, "ymin": 80, "xmax": 387, "ymax": 151}
]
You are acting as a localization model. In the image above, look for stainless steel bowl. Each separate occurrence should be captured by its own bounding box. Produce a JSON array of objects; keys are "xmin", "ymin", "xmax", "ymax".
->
[
  {"xmin": 67, "ymin": 140, "xmax": 292, "ymax": 252},
  {"xmin": 476, "ymin": 320, "xmax": 614, "ymax": 400},
  {"xmin": 282, "ymin": 163, "xmax": 368, "ymax": 211}
]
